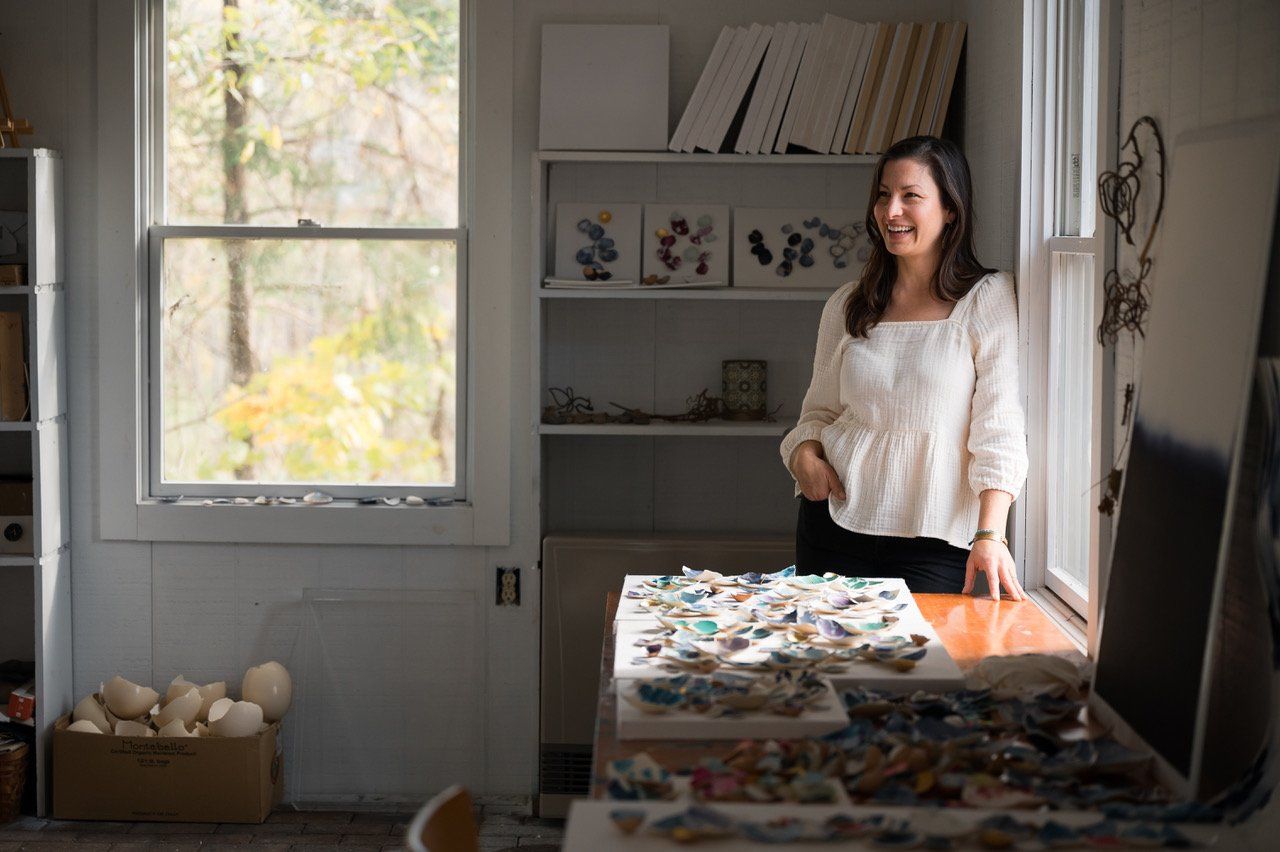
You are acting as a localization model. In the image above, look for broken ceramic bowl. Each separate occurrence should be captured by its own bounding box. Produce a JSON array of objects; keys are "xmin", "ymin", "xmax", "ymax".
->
[
  {"xmin": 102, "ymin": 675, "xmax": 161, "ymax": 720},
  {"xmin": 72, "ymin": 693, "xmax": 113, "ymax": 734}
]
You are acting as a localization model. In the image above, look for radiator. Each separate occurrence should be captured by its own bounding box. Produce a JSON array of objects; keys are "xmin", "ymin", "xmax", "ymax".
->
[{"xmin": 537, "ymin": 532, "xmax": 794, "ymax": 816}]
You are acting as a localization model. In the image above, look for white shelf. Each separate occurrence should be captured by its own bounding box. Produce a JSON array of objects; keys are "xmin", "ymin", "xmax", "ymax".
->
[
  {"xmin": 537, "ymin": 149, "xmax": 878, "ymax": 165},
  {"xmin": 540, "ymin": 418, "xmax": 796, "ymax": 437},
  {"xmin": 0, "ymin": 286, "xmax": 32, "ymax": 296},
  {"xmin": 0, "ymin": 555, "xmax": 36, "ymax": 567},
  {"xmin": 538, "ymin": 286, "xmax": 835, "ymax": 301},
  {"xmin": 0, "ymin": 421, "xmax": 33, "ymax": 431}
]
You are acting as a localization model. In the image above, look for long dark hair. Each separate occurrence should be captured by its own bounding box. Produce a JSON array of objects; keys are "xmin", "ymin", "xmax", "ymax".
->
[{"xmin": 844, "ymin": 136, "xmax": 994, "ymax": 337}]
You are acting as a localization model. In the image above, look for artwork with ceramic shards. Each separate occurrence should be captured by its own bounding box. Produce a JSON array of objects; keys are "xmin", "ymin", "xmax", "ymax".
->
[
  {"xmin": 732, "ymin": 208, "xmax": 870, "ymax": 288},
  {"xmin": 548, "ymin": 202, "xmax": 641, "ymax": 287},
  {"xmin": 641, "ymin": 204, "xmax": 729, "ymax": 287}
]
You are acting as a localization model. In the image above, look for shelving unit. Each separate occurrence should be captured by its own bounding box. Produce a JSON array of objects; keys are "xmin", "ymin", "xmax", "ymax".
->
[
  {"xmin": 539, "ymin": 418, "xmax": 798, "ymax": 437},
  {"xmin": 531, "ymin": 149, "xmax": 874, "ymax": 536},
  {"xmin": 0, "ymin": 148, "xmax": 70, "ymax": 818}
]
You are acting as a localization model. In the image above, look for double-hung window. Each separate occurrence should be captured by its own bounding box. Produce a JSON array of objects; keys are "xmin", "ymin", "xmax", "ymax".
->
[
  {"xmin": 1022, "ymin": 0, "xmax": 1114, "ymax": 631},
  {"xmin": 149, "ymin": 0, "xmax": 465, "ymax": 502}
]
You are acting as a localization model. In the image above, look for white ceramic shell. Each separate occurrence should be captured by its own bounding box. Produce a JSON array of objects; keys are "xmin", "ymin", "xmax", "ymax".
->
[
  {"xmin": 67, "ymin": 719, "xmax": 105, "ymax": 734},
  {"xmin": 209, "ymin": 700, "xmax": 264, "ymax": 737},
  {"xmin": 157, "ymin": 719, "xmax": 196, "ymax": 738},
  {"xmin": 195, "ymin": 681, "xmax": 228, "ymax": 721},
  {"xmin": 72, "ymin": 694, "xmax": 112, "ymax": 734},
  {"xmin": 242, "ymin": 661, "xmax": 293, "ymax": 722},
  {"xmin": 154, "ymin": 687, "xmax": 201, "ymax": 728},
  {"xmin": 114, "ymin": 719, "xmax": 155, "ymax": 737},
  {"xmin": 207, "ymin": 697, "xmax": 234, "ymax": 724},
  {"xmin": 102, "ymin": 676, "xmax": 161, "ymax": 720},
  {"xmin": 163, "ymin": 675, "xmax": 195, "ymax": 705},
  {"xmin": 195, "ymin": 722, "xmax": 210, "ymax": 737}
]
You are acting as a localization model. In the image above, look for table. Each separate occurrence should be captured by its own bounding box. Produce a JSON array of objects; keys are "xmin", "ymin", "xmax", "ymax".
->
[{"xmin": 591, "ymin": 592, "xmax": 1086, "ymax": 795}]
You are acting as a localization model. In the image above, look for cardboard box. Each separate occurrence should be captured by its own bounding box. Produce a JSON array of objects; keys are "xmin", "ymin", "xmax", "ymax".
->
[
  {"xmin": 5, "ymin": 681, "xmax": 33, "ymax": 721},
  {"xmin": 52, "ymin": 715, "xmax": 284, "ymax": 823}
]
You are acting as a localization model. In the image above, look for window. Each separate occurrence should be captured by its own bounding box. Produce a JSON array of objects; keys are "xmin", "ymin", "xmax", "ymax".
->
[
  {"xmin": 150, "ymin": 0, "xmax": 464, "ymax": 499},
  {"xmin": 98, "ymin": 0, "xmax": 512, "ymax": 545},
  {"xmin": 1021, "ymin": 0, "xmax": 1112, "ymax": 623}
]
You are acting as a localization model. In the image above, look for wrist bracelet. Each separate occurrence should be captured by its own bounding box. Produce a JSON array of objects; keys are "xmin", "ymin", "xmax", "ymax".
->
[{"xmin": 969, "ymin": 529, "xmax": 1009, "ymax": 547}]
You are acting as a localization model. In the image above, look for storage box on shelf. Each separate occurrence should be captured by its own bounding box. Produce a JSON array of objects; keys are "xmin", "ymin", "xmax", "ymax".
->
[{"xmin": 0, "ymin": 148, "xmax": 70, "ymax": 818}]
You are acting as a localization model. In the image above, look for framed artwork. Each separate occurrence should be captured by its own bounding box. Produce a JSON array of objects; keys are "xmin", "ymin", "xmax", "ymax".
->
[
  {"xmin": 732, "ymin": 207, "xmax": 870, "ymax": 288},
  {"xmin": 549, "ymin": 203, "xmax": 642, "ymax": 287},
  {"xmin": 641, "ymin": 204, "xmax": 729, "ymax": 287}
]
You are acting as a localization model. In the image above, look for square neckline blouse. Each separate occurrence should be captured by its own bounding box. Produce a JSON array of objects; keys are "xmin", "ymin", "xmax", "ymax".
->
[{"xmin": 779, "ymin": 271, "xmax": 1028, "ymax": 551}]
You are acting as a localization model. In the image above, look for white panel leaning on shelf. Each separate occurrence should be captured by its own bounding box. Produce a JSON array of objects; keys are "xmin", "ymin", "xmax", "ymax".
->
[
  {"xmin": 546, "ymin": 203, "xmax": 642, "ymax": 288},
  {"xmin": 641, "ymin": 204, "xmax": 729, "ymax": 288},
  {"xmin": 538, "ymin": 24, "xmax": 669, "ymax": 151},
  {"xmin": 669, "ymin": 17, "xmax": 968, "ymax": 155},
  {"xmin": 733, "ymin": 209, "xmax": 871, "ymax": 289}
]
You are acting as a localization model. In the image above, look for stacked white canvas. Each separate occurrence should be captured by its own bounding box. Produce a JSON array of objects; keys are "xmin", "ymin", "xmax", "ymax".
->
[{"xmin": 669, "ymin": 19, "xmax": 969, "ymax": 155}]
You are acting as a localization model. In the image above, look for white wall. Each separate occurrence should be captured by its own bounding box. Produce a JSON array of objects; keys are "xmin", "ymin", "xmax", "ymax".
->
[
  {"xmin": 0, "ymin": 0, "xmax": 1024, "ymax": 802},
  {"xmin": 1112, "ymin": 0, "xmax": 1280, "ymax": 451},
  {"xmin": 0, "ymin": 0, "xmax": 538, "ymax": 802}
]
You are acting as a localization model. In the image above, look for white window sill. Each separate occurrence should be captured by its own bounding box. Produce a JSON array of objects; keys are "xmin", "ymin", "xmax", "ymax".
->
[
  {"xmin": 112, "ymin": 500, "xmax": 505, "ymax": 546},
  {"xmin": 1027, "ymin": 587, "xmax": 1089, "ymax": 656}
]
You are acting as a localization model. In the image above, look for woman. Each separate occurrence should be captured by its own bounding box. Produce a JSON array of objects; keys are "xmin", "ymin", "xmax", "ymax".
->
[{"xmin": 780, "ymin": 135, "xmax": 1028, "ymax": 600}]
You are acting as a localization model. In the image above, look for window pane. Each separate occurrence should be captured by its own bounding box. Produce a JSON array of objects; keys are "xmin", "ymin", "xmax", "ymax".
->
[
  {"xmin": 160, "ymin": 238, "xmax": 457, "ymax": 486},
  {"xmin": 165, "ymin": 0, "xmax": 459, "ymax": 227},
  {"xmin": 1054, "ymin": 0, "xmax": 1085, "ymax": 235},
  {"xmin": 1045, "ymin": 251, "xmax": 1093, "ymax": 600}
]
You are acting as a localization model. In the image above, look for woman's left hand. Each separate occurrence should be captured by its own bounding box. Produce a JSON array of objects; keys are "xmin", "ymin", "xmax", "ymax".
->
[{"xmin": 962, "ymin": 539, "xmax": 1025, "ymax": 601}]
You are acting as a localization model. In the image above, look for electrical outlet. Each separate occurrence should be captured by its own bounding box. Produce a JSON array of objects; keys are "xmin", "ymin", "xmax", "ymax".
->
[{"xmin": 495, "ymin": 566, "xmax": 520, "ymax": 606}]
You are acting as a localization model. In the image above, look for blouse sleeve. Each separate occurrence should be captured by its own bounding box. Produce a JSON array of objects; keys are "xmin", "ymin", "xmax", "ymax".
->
[
  {"xmin": 966, "ymin": 272, "xmax": 1029, "ymax": 499},
  {"xmin": 780, "ymin": 284, "xmax": 851, "ymax": 480}
]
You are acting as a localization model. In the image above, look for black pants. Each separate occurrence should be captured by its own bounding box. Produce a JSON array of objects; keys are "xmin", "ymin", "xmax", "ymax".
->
[{"xmin": 795, "ymin": 497, "xmax": 969, "ymax": 593}]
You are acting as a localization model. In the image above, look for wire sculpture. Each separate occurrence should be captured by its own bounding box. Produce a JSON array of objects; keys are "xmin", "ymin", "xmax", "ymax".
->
[
  {"xmin": 1096, "ymin": 116, "xmax": 1165, "ymax": 346},
  {"xmin": 1094, "ymin": 116, "xmax": 1166, "ymax": 515}
]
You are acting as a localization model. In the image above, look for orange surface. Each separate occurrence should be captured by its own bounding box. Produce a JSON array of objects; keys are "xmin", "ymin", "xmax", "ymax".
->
[
  {"xmin": 592, "ymin": 591, "xmax": 1086, "ymax": 795},
  {"xmin": 915, "ymin": 593, "xmax": 1085, "ymax": 671}
]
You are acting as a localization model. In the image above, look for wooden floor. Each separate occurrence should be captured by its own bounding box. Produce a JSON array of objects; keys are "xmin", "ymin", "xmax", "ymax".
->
[{"xmin": 0, "ymin": 807, "xmax": 565, "ymax": 851}]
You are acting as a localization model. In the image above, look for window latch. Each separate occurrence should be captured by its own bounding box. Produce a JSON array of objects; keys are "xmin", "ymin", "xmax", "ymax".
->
[{"xmin": 297, "ymin": 218, "xmax": 321, "ymax": 227}]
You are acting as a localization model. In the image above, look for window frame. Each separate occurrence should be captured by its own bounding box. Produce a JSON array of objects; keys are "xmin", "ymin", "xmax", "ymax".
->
[
  {"xmin": 1019, "ymin": 0, "xmax": 1118, "ymax": 637},
  {"xmin": 98, "ymin": 0, "xmax": 513, "ymax": 546}
]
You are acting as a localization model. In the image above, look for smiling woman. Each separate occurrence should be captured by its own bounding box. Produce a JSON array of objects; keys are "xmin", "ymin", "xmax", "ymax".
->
[{"xmin": 780, "ymin": 135, "xmax": 1029, "ymax": 601}]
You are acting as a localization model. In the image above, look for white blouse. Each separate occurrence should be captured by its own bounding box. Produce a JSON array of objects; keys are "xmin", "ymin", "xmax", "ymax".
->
[{"xmin": 780, "ymin": 271, "xmax": 1029, "ymax": 551}]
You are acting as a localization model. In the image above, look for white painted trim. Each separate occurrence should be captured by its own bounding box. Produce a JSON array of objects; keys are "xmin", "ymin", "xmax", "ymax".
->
[
  {"xmin": 150, "ymin": 225, "xmax": 463, "ymax": 240},
  {"xmin": 1047, "ymin": 235, "xmax": 1095, "ymax": 254},
  {"xmin": 1087, "ymin": 0, "xmax": 1122, "ymax": 656},
  {"xmin": 1015, "ymin": 0, "xmax": 1048, "ymax": 595},
  {"xmin": 1026, "ymin": 587, "xmax": 1088, "ymax": 653},
  {"xmin": 1020, "ymin": 0, "xmax": 1108, "ymax": 622},
  {"xmin": 97, "ymin": 0, "xmax": 146, "ymax": 540},
  {"xmin": 98, "ymin": 0, "xmax": 511, "ymax": 546}
]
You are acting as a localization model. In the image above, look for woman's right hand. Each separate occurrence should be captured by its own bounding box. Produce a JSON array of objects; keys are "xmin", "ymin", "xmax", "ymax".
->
[{"xmin": 791, "ymin": 440, "xmax": 847, "ymax": 502}]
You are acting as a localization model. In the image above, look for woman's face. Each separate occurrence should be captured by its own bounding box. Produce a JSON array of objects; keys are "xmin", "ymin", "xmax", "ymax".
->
[{"xmin": 874, "ymin": 157, "xmax": 955, "ymax": 261}]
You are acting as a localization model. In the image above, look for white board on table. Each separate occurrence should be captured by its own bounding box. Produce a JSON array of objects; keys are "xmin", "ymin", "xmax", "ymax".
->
[
  {"xmin": 612, "ymin": 615, "xmax": 964, "ymax": 694},
  {"xmin": 615, "ymin": 676, "xmax": 848, "ymax": 740}
]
